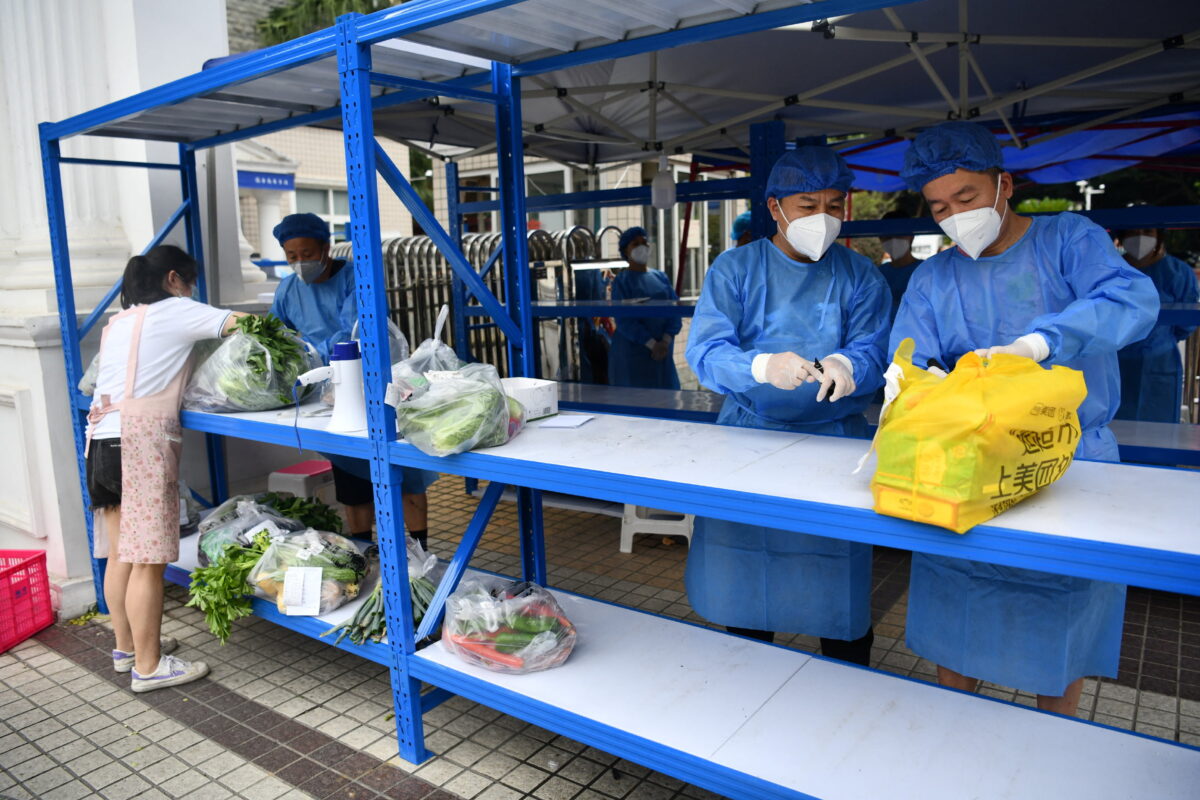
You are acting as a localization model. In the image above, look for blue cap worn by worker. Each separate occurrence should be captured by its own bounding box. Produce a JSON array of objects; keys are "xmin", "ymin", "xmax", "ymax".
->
[
  {"xmin": 618, "ymin": 226, "xmax": 647, "ymax": 256},
  {"xmin": 273, "ymin": 212, "xmax": 331, "ymax": 246},
  {"xmin": 765, "ymin": 146, "xmax": 855, "ymax": 199},
  {"xmin": 730, "ymin": 210, "xmax": 752, "ymax": 241},
  {"xmin": 901, "ymin": 121, "xmax": 1004, "ymax": 192}
]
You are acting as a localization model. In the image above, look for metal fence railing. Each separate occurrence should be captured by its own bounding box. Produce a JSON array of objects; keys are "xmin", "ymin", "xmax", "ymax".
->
[{"xmin": 331, "ymin": 226, "xmax": 599, "ymax": 379}]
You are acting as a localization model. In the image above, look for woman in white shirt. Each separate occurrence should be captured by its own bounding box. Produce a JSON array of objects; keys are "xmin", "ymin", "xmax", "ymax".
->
[{"xmin": 87, "ymin": 245, "xmax": 245, "ymax": 692}]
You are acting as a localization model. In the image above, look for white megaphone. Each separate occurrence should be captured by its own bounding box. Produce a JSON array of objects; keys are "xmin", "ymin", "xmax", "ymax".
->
[{"xmin": 296, "ymin": 341, "xmax": 367, "ymax": 432}]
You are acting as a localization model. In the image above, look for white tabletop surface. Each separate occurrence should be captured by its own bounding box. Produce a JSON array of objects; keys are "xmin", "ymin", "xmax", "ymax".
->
[
  {"xmin": 483, "ymin": 412, "xmax": 1200, "ymax": 556},
  {"xmin": 419, "ymin": 589, "xmax": 1200, "ymax": 799}
]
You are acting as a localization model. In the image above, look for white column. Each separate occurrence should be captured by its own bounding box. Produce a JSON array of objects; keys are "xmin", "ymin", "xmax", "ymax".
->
[
  {"xmin": 255, "ymin": 190, "xmax": 286, "ymax": 261},
  {"xmin": 0, "ymin": 0, "xmax": 131, "ymax": 313}
]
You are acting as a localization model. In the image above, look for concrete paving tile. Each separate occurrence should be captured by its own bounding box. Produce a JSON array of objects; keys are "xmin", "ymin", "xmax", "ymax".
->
[
  {"xmin": 100, "ymin": 773, "xmax": 152, "ymax": 800},
  {"xmin": 82, "ymin": 760, "xmax": 134, "ymax": 791}
]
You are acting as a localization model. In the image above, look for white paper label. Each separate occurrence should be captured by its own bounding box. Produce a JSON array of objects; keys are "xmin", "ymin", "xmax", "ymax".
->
[
  {"xmin": 282, "ymin": 567, "xmax": 323, "ymax": 616},
  {"xmin": 425, "ymin": 370, "xmax": 459, "ymax": 384}
]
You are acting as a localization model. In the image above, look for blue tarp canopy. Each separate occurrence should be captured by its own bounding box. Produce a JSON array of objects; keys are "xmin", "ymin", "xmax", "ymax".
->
[{"xmin": 843, "ymin": 111, "xmax": 1200, "ymax": 190}]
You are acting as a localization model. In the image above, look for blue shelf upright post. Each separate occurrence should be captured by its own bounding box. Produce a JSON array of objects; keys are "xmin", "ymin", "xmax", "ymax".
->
[
  {"xmin": 445, "ymin": 161, "xmax": 473, "ymax": 364},
  {"xmin": 40, "ymin": 130, "xmax": 108, "ymax": 613},
  {"xmin": 493, "ymin": 62, "xmax": 546, "ymax": 585},
  {"xmin": 335, "ymin": 14, "xmax": 429, "ymax": 764},
  {"xmin": 447, "ymin": 162, "xmax": 480, "ymax": 496},
  {"xmin": 748, "ymin": 120, "xmax": 785, "ymax": 241},
  {"xmin": 179, "ymin": 143, "xmax": 228, "ymax": 504}
]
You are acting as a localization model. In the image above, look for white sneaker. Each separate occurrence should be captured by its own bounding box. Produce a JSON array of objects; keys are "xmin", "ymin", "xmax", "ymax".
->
[
  {"xmin": 130, "ymin": 654, "xmax": 209, "ymax": 692},
  {"xmin": 113, "ymin": 636, "xmax": 178, "ymax": 673}
]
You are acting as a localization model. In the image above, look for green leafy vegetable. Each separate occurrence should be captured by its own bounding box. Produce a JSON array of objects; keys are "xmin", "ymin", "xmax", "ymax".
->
[
  {"xmin": 186, "ymin": 530, "xmax": 272, "ymax": 644},
  {"xmin": 260, "ymin": 492, "xmax": 343, "ymax": 533}
]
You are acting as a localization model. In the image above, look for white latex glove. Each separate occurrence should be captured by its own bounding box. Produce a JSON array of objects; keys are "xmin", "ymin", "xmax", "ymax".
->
[
  {"xmin": 752, "ymin": 352, "xmax": 822, "ymax": 390},
  {"xmin": 816, "ymin": 354, "xmax": 856, "ymax": 402},
  {"xmin": 649, "ymin": 338, "xmax": 670, "ymax": 361},
  {"xmin": 973, "ymin": 334, "xmax": 1049, "ymax": 363}
]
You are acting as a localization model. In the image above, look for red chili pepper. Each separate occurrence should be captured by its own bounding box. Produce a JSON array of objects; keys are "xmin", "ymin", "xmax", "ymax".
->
[{"xmin": 448, "ymin": 633, "xmax": 525, "ymax": 669}]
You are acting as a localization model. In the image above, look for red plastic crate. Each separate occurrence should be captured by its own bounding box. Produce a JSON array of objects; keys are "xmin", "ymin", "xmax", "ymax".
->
[{"xmin": 0, "ymin": 550, "xmax": 55, "ymax": 653}]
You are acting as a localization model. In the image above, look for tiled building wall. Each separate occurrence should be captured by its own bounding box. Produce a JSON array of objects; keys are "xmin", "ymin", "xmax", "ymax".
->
[{"xmin": 238, "ymin": 128, "xmax": 413, "ymax": 253}]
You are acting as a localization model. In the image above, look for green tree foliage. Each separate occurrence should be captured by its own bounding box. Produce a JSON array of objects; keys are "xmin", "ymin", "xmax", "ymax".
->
[
  {"xmin": 848, "ymin": 191, "xmax": 897, "ymax": 264},
  {"xmin": 1015, "ymin": 197, "xmax": 1077, "ymax": 214},
  {"xmin": 257, "ymin": 0, "xmax": 400, "ymax": 47}
]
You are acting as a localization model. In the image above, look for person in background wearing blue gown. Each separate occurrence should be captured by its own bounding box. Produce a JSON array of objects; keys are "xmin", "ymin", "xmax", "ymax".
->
[
  {"xmin": 1113, "ymin": 226, "xmax": 1199, "ymax": 423},
  {"xmin": 685, "ymin": 147, "xmax": 891, "ymax": 663},
  {"xmin": 892, "ymin": 121, "xmax": 1159, "ymax": 716},
  {"xmin": 608, "ymin": 227, "xmax": 683, "ymax": 389},
  {"xmin": 269, "ymin": 213, "xmax": 439, "ymax": 549},
  {"xmin": 876, "ymin": 209, "xmax": 922, "ymax": 322}
]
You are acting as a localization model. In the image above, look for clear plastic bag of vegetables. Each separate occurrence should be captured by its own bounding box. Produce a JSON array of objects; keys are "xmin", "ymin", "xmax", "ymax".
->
[
  {"xmin": 184, "ymin": 314, "xmax": 320, "ymax": 412},
  {"xmin": 442, "ymin": 578, "xmax": 577, "ymax": 674},
  {"xmin": 196, "ymin": 499, "xmax": 305, "ymax": 567},
  {"xmin": 248, "ymin": 529, "xmax": 368, "ymax": 616},
  {"xmin": 321, "ymin": 319, "xmax": 411, "ymax": 406},
  {"xmin": 323, "ymin": 537, "xmax": 443, "ymax": 645},
  {"xmin": 390, "ymin": 362, "xmax": 526, "ymax": 456}
]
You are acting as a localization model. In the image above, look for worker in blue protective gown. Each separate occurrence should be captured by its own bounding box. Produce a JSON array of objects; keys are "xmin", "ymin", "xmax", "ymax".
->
[
  {"xmin": 875, "ymin": 209, "xmax": 923, "ymax": 322},
  {"xmin": 892, "ymin": 121, "xmax": 1159, "ymax": 715},
  {"xmin": 608, "ymin": 227, "xmax": 682, "ymax": 389},
  {"xmin": 269, "ymin": 213, "xmax": 357, "ymax": 364},
  {"xmin": 685, "ymin": 147, "xmax": 892, "ymax": 664},
  {"xmin": 1113, "ymin": 227, "xmax": 1199, "ymax": 423},
  {"xmin": 269, "ymin": 213, "xmax": 439, "ymax": 550}
]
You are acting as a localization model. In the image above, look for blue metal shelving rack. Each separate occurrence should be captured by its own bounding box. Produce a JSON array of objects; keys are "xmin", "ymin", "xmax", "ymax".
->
[{"xmin": 40, "ymin": 1, "xmax": 1200, "ymax": 794}]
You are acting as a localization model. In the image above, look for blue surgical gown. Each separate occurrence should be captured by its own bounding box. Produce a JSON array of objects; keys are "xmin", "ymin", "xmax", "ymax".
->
[
  {"xmin": 879, "ymin": 259, "xmax": 921, "ymax": 322},
  {"xmin": 608, "ymin": 268, "xmax": 682, "ymax": 389},
  {"xmin": 271, "ymin": 260, "xmax": 439, "ymax": 496},
  {"xmin": 269, "ymin": 259, "xmax": 358, "ymax": 364},
  {"xmin": 574, "ymin": 269, "xmax": 612, "ymax": 384},
  {"xmin": 683, "ymin": 239, "xmax": 891, "ymax": 638},
  {"xmin": 1116, "ymin": 253, "xmax": 1199, "ymax": 423},
  {"xmin": 890, "ymin": 212, "xmax": 1159, "ymax": 695}
]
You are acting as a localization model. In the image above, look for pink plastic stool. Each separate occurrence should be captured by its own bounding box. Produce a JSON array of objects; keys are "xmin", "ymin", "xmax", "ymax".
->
[{"xmin": 267, "ymin": 459, "xmax": 334, "ymax": 499}]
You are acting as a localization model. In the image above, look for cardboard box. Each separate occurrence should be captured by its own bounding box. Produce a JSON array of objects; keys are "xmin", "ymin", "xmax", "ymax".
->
[{"xmin": 501, "ymin": 377, "xmax": 557, "ymax": 420}]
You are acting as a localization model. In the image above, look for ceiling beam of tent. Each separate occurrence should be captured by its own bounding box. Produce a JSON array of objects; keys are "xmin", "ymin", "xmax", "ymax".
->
[
  {"xmin": 965, "ymin": 50, "xmax": 1022, "ymax": 147},
  {"xmin": 660, "ymin": 42, "xmax": 953, "ymax": 150},
  {"xmin": 530, "ymin": 76, "xmax": 645, "ymax": 147},
  {"xmin": 1022, "ymin": 86, "xmax": 1200, "ymax": 148},
  {"xmin": 521, "ymin": 83, "xmax": 649, "ymax": 99},
  {"xmin": 586, "ymin": 0, "xmax": 679, "ymax": 31},
  {"xmin": 648, "ymin": 53, "xmax": 659, "ymax": 146},
  {"xmin": 958, "ymin": 0, "xmax": 969, "ymax": 118},
  {"xmin": 454, "ymin": 106, "xmax": 632, "ymax": 145},
  {"xmin": 975, "ymin": 28, "xmax": 1200, "ymax": 118},
  {"xmin": 883, "ymin": 7, "xmax": 958, "ymax": 114},
  {"xmin": 657, "ymin": 88, "xmax": 744, "ymax": 151},
  {"xmin": 450, "ymin": 113, "xmax": 586, "ymax": 171}
]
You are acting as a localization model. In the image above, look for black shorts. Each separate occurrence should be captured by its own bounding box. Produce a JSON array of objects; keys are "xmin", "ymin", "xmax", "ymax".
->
[
  {"xmin": 87, "ymin": 438, "xmax": 123, "ymax": 510},
  {"xmin": 330, "ymin": 461, "xmax": 374, "ymax": 506}
]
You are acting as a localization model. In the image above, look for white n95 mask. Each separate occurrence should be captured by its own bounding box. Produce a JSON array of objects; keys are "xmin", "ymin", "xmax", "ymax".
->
[
  {"xmin": 938, "ymin": 173, "xmax": 1006, "ymax": 260},
  {"xmin": 629, "ymin": 244, "xmax": 650, "ymax": 265},
  {"xmin": 1122, "ymin": 235, "xmax": 1156, "ymax": 261},
  {"xmin": 778, "ymin": 209, "xmax": 841, "ymax": 261},
  {"xmin": 880, "ymin": 238, "xmax": 910, "ymax": 261}
]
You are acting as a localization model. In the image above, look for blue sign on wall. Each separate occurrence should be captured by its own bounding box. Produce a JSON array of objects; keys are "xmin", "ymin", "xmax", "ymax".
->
[{"xmin": 238, "ymin": 170, "xmax": 294, "ymax": 191}]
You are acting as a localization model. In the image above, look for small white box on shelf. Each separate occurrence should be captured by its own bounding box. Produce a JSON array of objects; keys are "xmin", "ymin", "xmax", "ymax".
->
[{"xmin": 501, "ymin": 377, "xmax": 558, "ymax": 420}]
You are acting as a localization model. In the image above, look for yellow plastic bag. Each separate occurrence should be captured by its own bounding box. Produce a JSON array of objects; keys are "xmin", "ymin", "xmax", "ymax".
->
[{"xmin": 871, "ymin": 339, "xmax": 1087, "ymax": 533}]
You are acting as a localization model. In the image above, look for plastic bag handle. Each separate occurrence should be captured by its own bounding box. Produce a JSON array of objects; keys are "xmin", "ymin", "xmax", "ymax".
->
[{"xmin": 434, "ymin": 304, "xmax": 449, "ymax": 342}]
